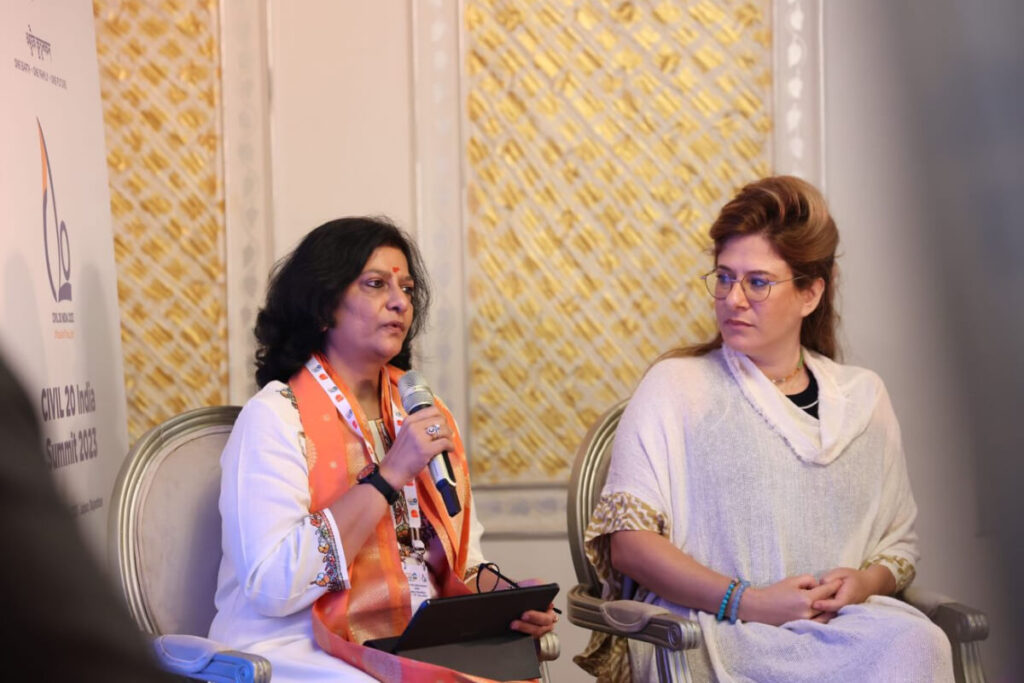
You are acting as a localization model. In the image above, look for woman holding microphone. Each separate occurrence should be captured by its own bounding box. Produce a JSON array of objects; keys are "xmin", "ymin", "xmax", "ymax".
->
[{"xmin": 210, "ymin": 217, "xmax": 555, "ymax": 681}]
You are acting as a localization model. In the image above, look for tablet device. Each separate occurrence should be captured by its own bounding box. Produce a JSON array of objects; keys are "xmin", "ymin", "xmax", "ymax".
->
[
  {"xmin": 364, "ymin": 583, "xmax": 559, "ymax": 679},
  {"xmin": 366, "ymin": 583, "xmax": 558, "ymax": 651}
]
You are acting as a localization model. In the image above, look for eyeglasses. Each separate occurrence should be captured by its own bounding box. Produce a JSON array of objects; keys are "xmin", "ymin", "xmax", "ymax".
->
[
  {"xmin": 702, "ymin": 270, "xmax": 804, "ymax": 303},
  {"xmin": 473, "ymin": 562, "xmax": 563, "ymax": 614},
  {"xmin": 474, "ymin": 562, "xmax": 518, "ymax": 593}
]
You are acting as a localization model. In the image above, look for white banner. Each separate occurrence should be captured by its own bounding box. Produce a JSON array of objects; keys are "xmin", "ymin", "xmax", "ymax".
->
[{"xmin": 0, "ymin": 0, "xmax": 128, "ymax": 558}]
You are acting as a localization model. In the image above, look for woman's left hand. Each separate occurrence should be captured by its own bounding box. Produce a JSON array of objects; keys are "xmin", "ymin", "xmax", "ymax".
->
[
  {"xmin": 812, "ymin": 565, "xmax": 895, "ymax": 614},
  {"xmin": 508, "ymin": 578, "xmax": 558, "ymax": 639}
]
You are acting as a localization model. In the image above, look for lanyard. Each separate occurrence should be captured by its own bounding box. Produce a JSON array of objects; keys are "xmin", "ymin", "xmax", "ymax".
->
[{"xmin": 304, "ymin": 357, "xmax": 431, "ymax": 609}]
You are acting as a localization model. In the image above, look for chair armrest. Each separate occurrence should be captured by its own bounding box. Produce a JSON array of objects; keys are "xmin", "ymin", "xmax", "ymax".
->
[
  {"xmin": 153, "ymin": 634, "xmax": 272, "ymax": 683},
  {"xmin": 537, "ymin": 631, "xmax": 560, "ymax": 662},
  {"xmin": 901, "ymin": 586, "xmax": 989, "ymax": 643},
  {"xmin": 566, "ymin": 584, "xmax": 702, "ymax": 651}
]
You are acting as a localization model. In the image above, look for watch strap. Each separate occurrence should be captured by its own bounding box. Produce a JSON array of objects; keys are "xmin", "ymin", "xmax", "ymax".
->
[{"xmin": 357, "ymin": 463, "xmax": 399, "ymax": 505}]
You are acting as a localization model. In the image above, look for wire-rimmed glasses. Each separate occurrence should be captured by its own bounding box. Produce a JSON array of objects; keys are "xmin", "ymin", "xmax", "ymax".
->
[{"xmin": 702, "ymin": 270, "xmax": 805, "ymax": 303}]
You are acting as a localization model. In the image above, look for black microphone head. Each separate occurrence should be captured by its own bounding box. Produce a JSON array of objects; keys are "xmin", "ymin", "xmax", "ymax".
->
[{"xmin": 398, "ymin": 370, "xmax": 434, "ymax": 414}]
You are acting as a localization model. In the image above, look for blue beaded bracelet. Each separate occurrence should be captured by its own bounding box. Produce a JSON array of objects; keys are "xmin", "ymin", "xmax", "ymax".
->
[
  {"xmin": 716, "ymin": 579, "xmax": 739, "ymax": 622},
  {"xmin": 729, "ymin": 580, "xmax": 751, "ymax": 624}
]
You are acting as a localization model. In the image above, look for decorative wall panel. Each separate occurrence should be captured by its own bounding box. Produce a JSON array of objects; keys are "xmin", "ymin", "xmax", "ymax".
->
[
  {"xmin": 464, "ymin": 0, "xmax": 773, "ymax": 488},
  {"xmin": 220, "ymin": 0, "xmax": 273, "ymax": 404},
  {"xmin": 94, "ymin": 0, "xmax": 226, "ymax": 440},
  {"xmin": 773, "ymin": 0, "xmax": 823, "ymax": 184}
]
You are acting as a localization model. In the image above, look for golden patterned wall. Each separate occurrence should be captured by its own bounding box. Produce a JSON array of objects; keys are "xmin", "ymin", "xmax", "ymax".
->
[
  {"xmin": 93, "ymin": 0, "xmax": 226, "ymax": 440},
  {"xmin": 464, "ymin": 0, "xmax": 772, "ymax": 484}
]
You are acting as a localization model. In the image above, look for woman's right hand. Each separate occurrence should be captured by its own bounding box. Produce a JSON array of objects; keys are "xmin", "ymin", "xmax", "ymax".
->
[
  {"xmin": 378, "ymin": 406, "xmax": 455, "ymax": 487},
  {"xmin": 740, "ymin": 575, "xmax": 842, "ymax": 626}
]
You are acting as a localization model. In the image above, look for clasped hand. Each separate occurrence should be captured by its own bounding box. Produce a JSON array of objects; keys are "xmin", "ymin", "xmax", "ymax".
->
[
  {"xmin": 744, "ymin": 567, "xmax": 875, "ymax": 625},
  {"xmin": 810, "ymin": 566, "xmax": 880, "ymax": 618}
]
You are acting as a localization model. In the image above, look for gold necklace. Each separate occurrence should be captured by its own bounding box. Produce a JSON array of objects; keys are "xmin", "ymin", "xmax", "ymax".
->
[{"xmin": 770, "ymin": 352, "xmax": 804, "ymax": 386}]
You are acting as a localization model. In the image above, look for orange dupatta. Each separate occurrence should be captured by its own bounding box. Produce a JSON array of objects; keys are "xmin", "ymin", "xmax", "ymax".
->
[{"xmin": 291, "ymin": 357, "xmax": 495, "ymax": 682}]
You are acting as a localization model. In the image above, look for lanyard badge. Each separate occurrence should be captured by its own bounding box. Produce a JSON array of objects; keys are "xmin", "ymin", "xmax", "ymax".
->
[{"xmin": 305, "ymin": 357, "xmax": 431, "ymax": 609}]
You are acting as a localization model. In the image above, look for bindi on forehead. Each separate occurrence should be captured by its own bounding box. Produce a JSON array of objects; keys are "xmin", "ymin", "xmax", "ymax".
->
[{"xmin": 392, "ymin": 266, "xmax": 400, "ymax": 273}]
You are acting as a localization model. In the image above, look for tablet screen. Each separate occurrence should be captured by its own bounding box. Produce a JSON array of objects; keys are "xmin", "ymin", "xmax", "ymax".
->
[{"xmin": 392, "ymin": 582, "xmax": 559, "ymax": 651}]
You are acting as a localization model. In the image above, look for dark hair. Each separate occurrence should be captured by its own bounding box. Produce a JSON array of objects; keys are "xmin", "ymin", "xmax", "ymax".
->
[
  {"xmin": 254, "ymin": 217, "xmax": 431, "ymax": 387},
  {"xmin": 671, "ymin": 175, "xmax": 841, "ymax": 360}
]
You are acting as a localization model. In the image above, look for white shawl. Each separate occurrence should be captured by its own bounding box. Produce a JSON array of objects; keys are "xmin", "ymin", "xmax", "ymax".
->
[{"xmin": 585, "ymin": 346, "xmax": 952, "ymax": 682}]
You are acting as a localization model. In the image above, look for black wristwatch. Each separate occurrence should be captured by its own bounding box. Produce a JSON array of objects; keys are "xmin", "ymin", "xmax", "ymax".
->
[{"xmin": 356, "ymin": 463, "xmax": 400, "ymax": 505}]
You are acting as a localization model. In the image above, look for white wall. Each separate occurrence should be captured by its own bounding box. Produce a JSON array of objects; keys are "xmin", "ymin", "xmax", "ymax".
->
[
  {"xmin": 823, "ymin": 1, "xmax": 1010, "ymax": 676},
  {"xmin": 267, "ymin": 1, "xmax": 415, "ymax": 255}
]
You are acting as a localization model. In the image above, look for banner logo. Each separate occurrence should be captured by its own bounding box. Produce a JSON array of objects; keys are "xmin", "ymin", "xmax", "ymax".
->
[
  {"xmin": 26, "ymin": 26, "xmax": 52, "ymax": 61},
  {"xmin": 38, "ymin": 119, "xmax": 72, "ymax": 303}
]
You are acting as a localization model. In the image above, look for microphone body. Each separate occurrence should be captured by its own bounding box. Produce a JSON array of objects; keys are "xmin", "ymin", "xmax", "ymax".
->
[{"xmin": 397, "ymin": 371, "xmax": 462, "ymax": 516}]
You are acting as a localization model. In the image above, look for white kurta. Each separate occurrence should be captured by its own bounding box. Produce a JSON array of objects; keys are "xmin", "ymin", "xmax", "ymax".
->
[
  {"xmin": 209, "ymin": 381, "xmax": 486, "ymax": 682},
  {"xmin": 585, "ymin": 346, "xmax": 952, "ymax": 682}
]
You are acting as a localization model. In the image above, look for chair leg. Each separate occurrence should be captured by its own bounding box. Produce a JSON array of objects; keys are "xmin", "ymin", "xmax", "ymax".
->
[
  {"xmin": 655, "ymin": 645, "xmax": 692, "ymax": 683},
  {"xmin": 952, "ymin": 639, "xmax": 986, "ymax": 683}
]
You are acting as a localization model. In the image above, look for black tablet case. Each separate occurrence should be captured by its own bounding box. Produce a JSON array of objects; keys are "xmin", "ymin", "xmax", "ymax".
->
[{"xmin": 364, "ymin": 583, "xmax": 559, "ymax": 680}]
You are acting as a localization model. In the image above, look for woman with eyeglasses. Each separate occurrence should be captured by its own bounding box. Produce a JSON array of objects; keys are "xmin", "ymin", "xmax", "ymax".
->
[
  {"xmin": 209, "ymin": 217, "xmax": 556, "ymax": 682},
  {"xmin": 579, "ymin": 177, "xmax": 953, "ymax": 682}
]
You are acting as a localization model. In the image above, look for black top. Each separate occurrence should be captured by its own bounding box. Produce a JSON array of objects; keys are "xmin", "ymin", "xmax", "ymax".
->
[{"xmin": 786, "ymin": 368, "xmax": 819, "ymax": 418}]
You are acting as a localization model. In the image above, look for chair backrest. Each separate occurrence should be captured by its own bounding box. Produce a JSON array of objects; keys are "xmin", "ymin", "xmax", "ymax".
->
[
  {"xmin": 566, "ymin": 399, "xmax": 628, "ymax": 593},
  {"xmin": 109, "ymin": 406, "xmax": 240, "ymax": 637}
]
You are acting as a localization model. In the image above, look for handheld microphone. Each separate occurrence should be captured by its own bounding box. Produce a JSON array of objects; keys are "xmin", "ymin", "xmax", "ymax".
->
[{"xmin": 397, "ymin": 370, "xmax": 462, "ymax": 517}]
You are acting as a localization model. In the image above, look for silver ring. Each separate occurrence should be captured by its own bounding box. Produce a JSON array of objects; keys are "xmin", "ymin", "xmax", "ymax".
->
[{"xmin": 425, "ymin": 424, "xmax": 441, "ymax": 439}]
